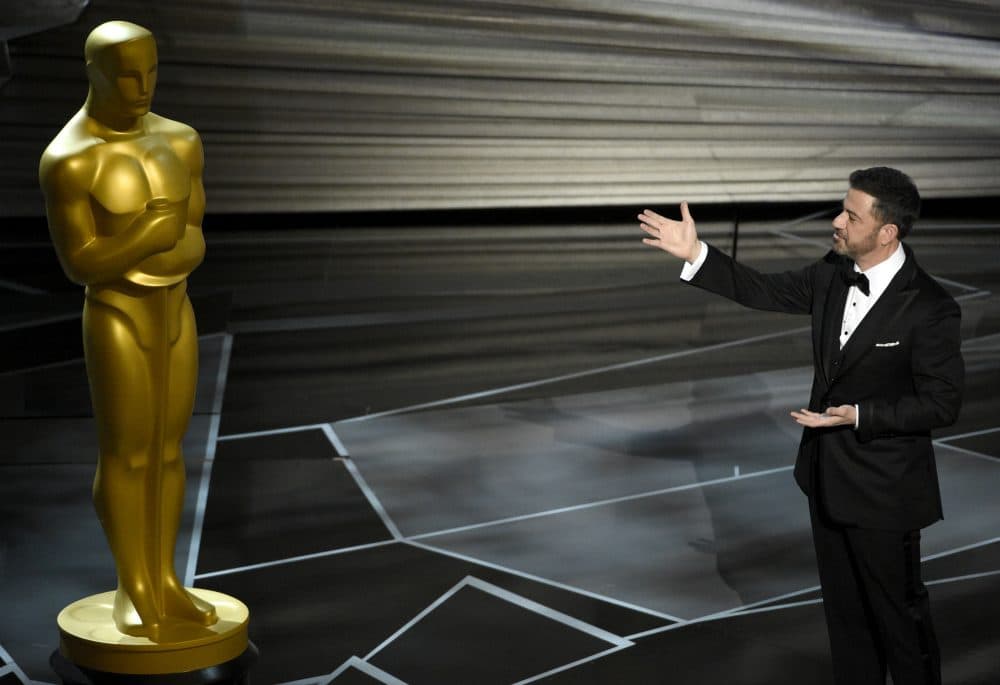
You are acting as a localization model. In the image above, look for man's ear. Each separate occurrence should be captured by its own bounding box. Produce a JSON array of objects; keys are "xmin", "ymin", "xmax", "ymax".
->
[{"xmin": 880, "ymin": 223, "xmax": 899, "ymax": 244}]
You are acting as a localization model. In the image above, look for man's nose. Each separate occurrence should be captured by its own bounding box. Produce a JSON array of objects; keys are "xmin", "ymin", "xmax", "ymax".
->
[{"xmin": 832, "ymin": 212, "xmax": 847, "ymax": 229}]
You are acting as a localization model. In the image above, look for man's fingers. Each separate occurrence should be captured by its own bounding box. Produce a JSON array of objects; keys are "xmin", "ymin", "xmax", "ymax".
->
[
  {"xmin": 680, "ymin": 201, "xmax": 693, "ymax": 223},
  {"xmin": 639, "ymin": 221, "xmax": 658, "ymax": 236},
  {"xmin": 640, "ymin": 204, "xmax": 692, "ymax": 227},
  {"xmin": 791, "ymin": 405, "xmax": 854, "ymax": 429},
  {"xmin": 790, "ymin": 411, "xmax": 816, "ymax": 427},
  {"xmin": 639, "ymin": 209, "xmax": 665, "ymax": 224},
  {"xmin": 790, "ymin": 408, "xmax": 831, "ymax": 428}
]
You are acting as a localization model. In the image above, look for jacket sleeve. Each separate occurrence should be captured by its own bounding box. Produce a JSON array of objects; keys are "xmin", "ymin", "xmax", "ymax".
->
[
  {"xmin": 687, "ymin": 243, "xmax": 816, "ymax": 315},
  {"xmin": 857, "ymin": 295, "xmax": 964, "ymax": 441}
]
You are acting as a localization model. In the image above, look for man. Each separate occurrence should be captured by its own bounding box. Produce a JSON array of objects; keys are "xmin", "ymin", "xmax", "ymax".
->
[
  {"xmin": 39, "ymin": 21, "xmax": 214, "ymax": 642},
  {"xmin": 639, "ymin": 167, "xmax": 962, "ymax": 685}
]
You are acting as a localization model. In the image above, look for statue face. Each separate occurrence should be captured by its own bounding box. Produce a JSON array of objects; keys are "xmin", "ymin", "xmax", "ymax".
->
[{"xmin": 89, "ymin": 36, "xmax": 158, "ymax": 117}]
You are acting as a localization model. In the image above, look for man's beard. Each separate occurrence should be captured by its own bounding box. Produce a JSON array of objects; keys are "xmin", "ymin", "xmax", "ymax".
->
[{"xmin": 833, "ymin": 228, "xmax": 879, "ymax": 261}]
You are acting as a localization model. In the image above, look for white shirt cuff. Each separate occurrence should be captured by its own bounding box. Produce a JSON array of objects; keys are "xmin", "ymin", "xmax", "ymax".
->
[
  {"xmin": 680, "ymin": 241, "xmax": 708, "ymax": 281},
  {"xmin": 854, "ymin": 403, "xmax": 860, "ymax": 430}
]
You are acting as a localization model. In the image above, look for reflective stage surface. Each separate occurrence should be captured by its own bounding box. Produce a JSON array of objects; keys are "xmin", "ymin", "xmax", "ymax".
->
[{"xmin": 1, "ymin": 208, "xmax": 998, "ymax": 683}]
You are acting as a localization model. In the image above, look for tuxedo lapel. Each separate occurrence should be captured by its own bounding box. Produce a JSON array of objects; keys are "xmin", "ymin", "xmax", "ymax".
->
[{"xmin": 817, "ymin": 265, "xmax": 849, "ymax": 385}]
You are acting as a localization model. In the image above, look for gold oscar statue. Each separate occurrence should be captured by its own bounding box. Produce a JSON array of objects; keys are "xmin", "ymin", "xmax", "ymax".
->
[{"xmin": 39, "ymin": 20, "xmax": 249, "ymax": 677}]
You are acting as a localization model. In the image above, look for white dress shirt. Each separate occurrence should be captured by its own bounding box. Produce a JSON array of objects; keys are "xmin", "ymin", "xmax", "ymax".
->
[
  {"xmin": 679, "ymin": 240, "xmax": 907, "ymax": 429},
  {"xmin": 839, "ymin": 242, "xmax": 906, "ymax": 348}
]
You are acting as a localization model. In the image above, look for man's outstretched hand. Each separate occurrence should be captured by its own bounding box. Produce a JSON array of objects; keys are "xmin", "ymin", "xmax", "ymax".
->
[
  {"xmin": 639, "ymin": 202, "xmax": 701, "ymax": 263},
  {"xmin": 791, "ymin": 405, "xmax": 857, "ymax": 428}
]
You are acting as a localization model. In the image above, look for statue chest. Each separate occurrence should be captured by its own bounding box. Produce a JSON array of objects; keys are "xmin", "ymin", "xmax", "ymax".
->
[{"xmin": 90, "ymin": 136, "xmax": 191, "ymax": 223}]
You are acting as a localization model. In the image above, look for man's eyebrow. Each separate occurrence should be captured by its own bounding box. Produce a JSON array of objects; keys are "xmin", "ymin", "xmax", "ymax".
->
[{"xmin": 843, "ymin": 206, "xmax": 860, "ymax": 219}]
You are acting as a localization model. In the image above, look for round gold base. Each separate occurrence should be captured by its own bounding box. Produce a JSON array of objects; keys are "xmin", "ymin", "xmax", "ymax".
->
[{"xmin": 57, "ymin": 589, "xmax": 249, "ymax": 675}]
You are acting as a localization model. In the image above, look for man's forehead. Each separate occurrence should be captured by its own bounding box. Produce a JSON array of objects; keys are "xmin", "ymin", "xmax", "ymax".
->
[{"xmin": 843, "ymin": 188, "xmax": 876, "ymax": 216}]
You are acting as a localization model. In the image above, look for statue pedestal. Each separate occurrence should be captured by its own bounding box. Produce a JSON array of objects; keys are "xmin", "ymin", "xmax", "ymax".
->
[{"xmin": 52, "ymin": 588, "xmax": 254, "ymax": 684}]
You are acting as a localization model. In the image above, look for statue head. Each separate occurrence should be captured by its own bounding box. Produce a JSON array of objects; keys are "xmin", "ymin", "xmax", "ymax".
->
[{"xmin": 85, "ymin": 21, "xmax": 157, "ymax": 124}]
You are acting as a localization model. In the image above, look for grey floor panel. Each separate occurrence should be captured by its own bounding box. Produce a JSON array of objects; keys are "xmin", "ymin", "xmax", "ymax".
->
[
  {"xmin": 367, "ymin": 577, "xmax": 623, "ymax": 685},
  {"xmin": 335, "ymin": 366, "xmax": 806, "ymax": 537},
  {"xmin": 947, "ymin": 432, "xmax": 1000, "ymax": 459},
  {"xmin": 426, "ymin": 470, "xmax": 815, "ymax": 620},
  {"xmin": 541, "ymin": 599, "xmax": 834, "ymax": 684},
  {"xmin": 195, "ymin": 430, "xmax": 395, "ymax": 574},
  {"xmin": 423, "ymin": 440, "xmax": 1000, "ymax": 623},
  {"xmin": 929, "ymin": 575, "xmax": 1000, "ymax": 685},
  {"xmin": 924, "ymin": 444, "xmax": 1000, "ymax": 557},
  {"xmin": 923, "ymin": 540, "xmax": 1000, "ymax": 581}
]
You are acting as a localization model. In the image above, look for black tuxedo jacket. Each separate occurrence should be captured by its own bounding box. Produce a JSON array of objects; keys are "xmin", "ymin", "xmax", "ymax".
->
[{"xmin": 688, "ymin": 243, "xmax": 964, "ymax": 530}]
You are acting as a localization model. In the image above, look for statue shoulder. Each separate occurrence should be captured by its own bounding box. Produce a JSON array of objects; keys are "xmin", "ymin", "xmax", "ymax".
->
[
  {"xmin": 39, "ymin": 114, "xmax": 99, "ymax": 196},
  {"xmin": 145, "ymin": 111, "xmax": 195, "ymax": 132},
  {"xmin": 146, "ymin": 113, "xmax": 204, "ymax": 170},
  {"xmin": 146, "ymin": 112, "xmax": 201, "ymax": 146}
]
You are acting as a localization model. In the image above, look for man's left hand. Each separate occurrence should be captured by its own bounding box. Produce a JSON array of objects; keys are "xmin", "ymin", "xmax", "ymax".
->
[{"xmin": 791, "ymin": 405, "xmax": 856, "ymax": 428}]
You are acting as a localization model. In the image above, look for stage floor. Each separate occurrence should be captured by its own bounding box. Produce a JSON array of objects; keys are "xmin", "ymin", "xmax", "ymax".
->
[{"xmin": 2, "ymin": 208, "xmax": 998, "ymax": 684}]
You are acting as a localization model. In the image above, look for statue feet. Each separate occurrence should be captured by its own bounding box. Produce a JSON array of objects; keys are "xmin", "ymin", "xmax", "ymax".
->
[
  {"xmin": 164, "ymin": 575, "xmax": 218, "ymax": 626},
  {"xmin": 112, "ymin": 582, "xmax": 218, "ymax": 643},
  {"xmin": 126, "ymin": 616, "xmax": 217, "ymax": 644}
]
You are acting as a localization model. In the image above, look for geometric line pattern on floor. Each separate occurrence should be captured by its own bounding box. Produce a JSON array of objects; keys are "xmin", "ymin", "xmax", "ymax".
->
[
  {"xmin": 327, "ymin": 656, "xmax": 406, "ymax": 684},
  {"xmin": 360, "ymin": 576, "xmax": 631, "ymax": 685}
]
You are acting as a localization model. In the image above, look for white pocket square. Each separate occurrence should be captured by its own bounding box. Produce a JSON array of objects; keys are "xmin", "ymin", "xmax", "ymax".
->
[{"xmin": 875, "ymin": 341, "xmax": 900, "ymax": 347}]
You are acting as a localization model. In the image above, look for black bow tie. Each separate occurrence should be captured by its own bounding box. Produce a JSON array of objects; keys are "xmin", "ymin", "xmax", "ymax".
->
[{"xmin": 842, "ymin": 269, "xmax": 870, "ymax": 296}]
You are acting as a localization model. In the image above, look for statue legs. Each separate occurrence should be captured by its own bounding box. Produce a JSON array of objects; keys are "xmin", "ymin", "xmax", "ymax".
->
[{"xmin": 84, "ymin": 283, "xmax": 216, "ymax": 642}]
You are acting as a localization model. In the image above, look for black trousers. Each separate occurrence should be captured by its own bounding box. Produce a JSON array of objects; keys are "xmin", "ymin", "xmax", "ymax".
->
[{"xmin": 808, "ymin": 494, "xmax": 941, "ymax": 685}]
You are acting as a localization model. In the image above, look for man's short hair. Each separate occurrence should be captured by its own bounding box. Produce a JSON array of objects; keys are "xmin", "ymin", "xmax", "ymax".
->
[{"xmin": 849, "ymin": 167, "xmax": 920, "ymax": 239}]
